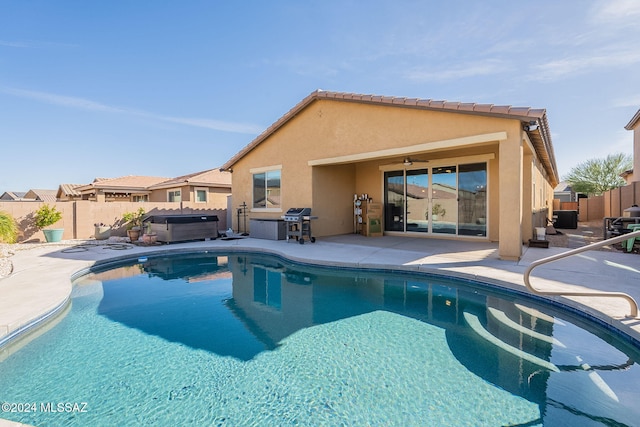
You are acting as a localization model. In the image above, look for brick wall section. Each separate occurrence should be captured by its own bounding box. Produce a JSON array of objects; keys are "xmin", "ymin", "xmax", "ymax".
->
[{"xmin": 0, "ymin": 201, "xmax": 227, "ymax": 242}]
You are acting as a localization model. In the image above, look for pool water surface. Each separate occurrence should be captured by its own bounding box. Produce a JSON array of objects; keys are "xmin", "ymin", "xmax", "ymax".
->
[{"xmin": 1, "ymin": 252, "xmax": 639, "ymax": 426}]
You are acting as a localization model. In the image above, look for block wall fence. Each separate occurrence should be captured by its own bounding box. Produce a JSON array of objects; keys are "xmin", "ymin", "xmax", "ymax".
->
[
  {"xmin": 0, "ymin": 200, "xmax": 228, "ymax": 242},
  {"xmin": 578, "ymin": 182, "xmax": 640, "ymax": 221}
]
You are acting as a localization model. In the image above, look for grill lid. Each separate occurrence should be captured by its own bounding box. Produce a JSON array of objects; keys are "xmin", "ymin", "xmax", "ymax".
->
[
  {"xmin": 283, "ymin": 207, "xmax": 312, "ymax": 221},
  {"xmin": 624, "ymin": 205, "xmax": 640, "ymax": 218},
  {"xmin": 285, "ymin": 207, "xmax": 311, "ymax": 216}
]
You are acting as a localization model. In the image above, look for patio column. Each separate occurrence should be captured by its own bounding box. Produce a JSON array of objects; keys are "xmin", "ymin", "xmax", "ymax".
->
[{"xmin": 498, "ymin": 136, "xmax": 524, "ymax": 260}]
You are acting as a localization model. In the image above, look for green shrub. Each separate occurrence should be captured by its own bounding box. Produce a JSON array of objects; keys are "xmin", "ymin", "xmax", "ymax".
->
[
  {"xmin": 122, "ymin": 207, "xmax": 146, "ymax": 230},
  {"xmin": 34, "ymin": 204, "xmax": 63, "ymax": 229},
  {"xmin": 0, "ymin": 211, "xmax": 18, "ymax": 243}
]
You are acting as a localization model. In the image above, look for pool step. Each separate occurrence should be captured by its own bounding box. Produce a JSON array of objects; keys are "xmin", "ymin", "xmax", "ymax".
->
[
  {"xmin": 487, "ymin": 307, "xmax": 566, "ymax": 348},
  {"xmin": 464, "ymin": 307, "xmax": 621, "ymax": 404},
  {"xmin": 576, "ymin": 355, "xmax": 619, "ymax": 402},
  {"xmin": 463, "ymin": 311, "xmax": 559, "ymax": 372},
  {"xmin": 514, "ymin": 303, "xmax": 566, "ymax": 326}
]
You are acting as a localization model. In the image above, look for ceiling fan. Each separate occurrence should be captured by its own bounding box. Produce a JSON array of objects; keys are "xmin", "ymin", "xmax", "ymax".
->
[
  {"xmin": 380, "ymin": 156, "xmax": 429, "ymax": 166},
  {"xmin": 401, "ymin": 157, "xmax": 429, "ymax": 166}
]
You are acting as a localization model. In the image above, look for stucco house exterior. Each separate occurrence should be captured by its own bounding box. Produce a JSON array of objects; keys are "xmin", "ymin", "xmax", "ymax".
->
[
  {"xmin": 70, "ymin": 168, "xmax": 231, "ymax": 205},
  {"xmin": 623, "ymin": 108, "xmax": 640, "ymax": 184},
  {"xmin": 221, "ymin": 90, "xmax": 559, "ymax": 260}
]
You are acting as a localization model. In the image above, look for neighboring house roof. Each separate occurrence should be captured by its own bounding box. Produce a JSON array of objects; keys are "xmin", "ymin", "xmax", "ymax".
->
[
  {"xmin": 221, "ymin": 89, "xmax": 559, "ymax": 184},
  {"xmin": 24, "ymin": 189, "xmax": 58, "ymax": 202},
  {"xmin": 148, "ymin": 168, "xmax": 232, "ymax": 190},
  {"xmin": 56, "ymin": 184, "xmax": 84, "ymax": 199},
  {"xmin": 625, "ymin": 108, "xmax": 640, "ymax": 130},
  {"xmin": 554, "ymin": 181, "xmax": 574, "ymax": 193},
  {"xmin": 76, "ymin": 175, "xmax": 170, "ymax": 194},
  {"xmin": 0, "ymin": 191, "xmax": 27, "ymax": 200}
]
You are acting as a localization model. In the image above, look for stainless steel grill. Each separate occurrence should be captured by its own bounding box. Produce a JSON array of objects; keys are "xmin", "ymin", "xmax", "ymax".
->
[{"xmin": 282, "ymin": 208, "xmax": 317, "ymax": 244}]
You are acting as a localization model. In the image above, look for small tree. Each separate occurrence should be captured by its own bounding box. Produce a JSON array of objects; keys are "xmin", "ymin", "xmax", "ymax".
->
[
  {"xmin": 0, "ymin": 211, "xmax": 18, "ymax": 243},
  {"xmin": 34, "ymin": 204, "xmax": 63, "ymax": 229},
  {"xmin": 564, "ymin": 153, "xmax": 632, "ymax": 196}
]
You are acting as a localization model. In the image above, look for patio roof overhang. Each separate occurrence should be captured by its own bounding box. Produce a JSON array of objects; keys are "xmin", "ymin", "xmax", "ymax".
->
[{"xmin": 307, "ymin": 131, "xmax": 506, "ymax": 166}]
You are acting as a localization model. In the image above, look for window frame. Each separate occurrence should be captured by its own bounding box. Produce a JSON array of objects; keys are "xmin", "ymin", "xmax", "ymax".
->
[
  {"xmin": 167, "ymin": 189, "xmax": 182, "ymax": 203},
  {"xmin": 250, "ymin": 165, "xmax": 282, "ymax": 212},
  {"xmin": 194, "ymin": 187, "xmax": 208, "ymax": 203}
]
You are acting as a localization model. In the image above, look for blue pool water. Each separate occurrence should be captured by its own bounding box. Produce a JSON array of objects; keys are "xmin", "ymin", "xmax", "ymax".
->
[{"xmin": 1, "ymin": 252, "xmax": 639, "ymax": 426}]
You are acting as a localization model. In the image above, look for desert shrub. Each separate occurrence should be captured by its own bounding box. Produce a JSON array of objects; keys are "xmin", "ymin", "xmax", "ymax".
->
[{"xmin": 0, "ymin": 211, "xmax": 18, "ymax": 243}]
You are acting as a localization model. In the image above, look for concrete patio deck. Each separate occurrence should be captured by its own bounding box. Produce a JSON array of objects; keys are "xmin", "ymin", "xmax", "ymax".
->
[{"xmin": 1, "ymin": 235, "xmax": 640, "ymax": 356}]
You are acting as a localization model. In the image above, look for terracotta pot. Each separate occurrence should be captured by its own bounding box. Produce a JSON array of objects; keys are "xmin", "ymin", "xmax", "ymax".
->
[
  {"xmin": 127, "ymin": 229, "xmax": 141, "ymax": 242},
  {"xmin": 142, "ymin": 233, "xmax": 157, "ymax": 244}
]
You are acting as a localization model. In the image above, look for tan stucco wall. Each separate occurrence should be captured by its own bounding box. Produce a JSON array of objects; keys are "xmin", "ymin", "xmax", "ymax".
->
[
  {"xmin": 0, "ymin": 200, "xmax": 228, "ymax": 242},
  {"xmin": 229, "ymin": 99, "xmax": 555, "ymax": 259},
  {"xmin": 633, "ymin": 123, "xmax": 640, "ymax": 182},
  {"xmin": 312, "ymin": 164, "xmax": 356, "ymax": 236}
]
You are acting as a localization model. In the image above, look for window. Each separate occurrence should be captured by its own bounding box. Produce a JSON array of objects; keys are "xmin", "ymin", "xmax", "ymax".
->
[
  {"xmin": 132, "ymin": 195, "xmax": 148, "ymax": 202},
  {"xmin": 167, "ymin": 189, "xmax": 181, "ymax": 202},
  {"xmin": 195, "ymin": 188, "xmax": 207, "ymax": 203},
  {"xmin": 253, "ymin": 169, "xmax": 281, "ymax": 209}
]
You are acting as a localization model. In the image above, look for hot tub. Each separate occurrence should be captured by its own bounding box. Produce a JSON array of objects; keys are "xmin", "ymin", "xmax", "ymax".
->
[{"xmin": 146, "ymin": 214, "xmax": 219, "ymax": 243}]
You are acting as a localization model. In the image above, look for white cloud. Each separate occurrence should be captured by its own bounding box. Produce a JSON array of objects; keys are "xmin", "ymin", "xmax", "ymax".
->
[
  {"xmin": 0, "ymin": 40, "xmax": 31, "ymax": 48},
  {"xmin": 405, "ymin": 59, "xmax": 509, "ymax": 82},
  {"xmin": 162, "ymin": 116, "xmax": 263, "ymax": 134},
  {"xmin": 1, "ymin": 87, "xmax": 261, "ymax": 134},
  {"xmin": 531, "ymin": 48, "xmax": 640, "ymax": 81},
  {"xmin": 611, "ymin": 95, "xmax": 640, "ymax": 109},
  {"xmin": 3, "ymin": 87, "xmax": 128, "ymax": 113},
  {"xmin": 590, "ymin": 0, "xmax": 640, "ymax": 24},
  {"xmin": 0, "ymin": 39, "xmax": 78, "ymax": 49}
]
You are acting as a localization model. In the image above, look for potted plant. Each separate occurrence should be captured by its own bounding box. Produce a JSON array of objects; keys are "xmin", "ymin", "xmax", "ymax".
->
[
  {"xmin": 141, "ymin": 221, "xmax": 157, "ymax": 245},
  {"xmin": 34, "ymin": 204, "xmax": 64, "ymax": 242},
  {"xmin": 94, "ymin": 222, "xmax": 112, "ymax": 240},
  {"xmin": 430, "ymin": 203, "xmax": 446, "ymax": 221},
  {"xmin": 123, "ymin": 207, "xmax": 146, "ymax": 242}
]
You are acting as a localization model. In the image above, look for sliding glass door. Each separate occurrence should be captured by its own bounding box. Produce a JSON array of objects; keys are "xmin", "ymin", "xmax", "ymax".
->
[
  {"xmin": 405, "ymin": 169, "xmax": 429, "ymax": 233},
  {"xmin": 458, "ymin": 163, "xmax": 487, "ymax": 236},
  {"xmin": 431, "ymin": 166, "xmax": 457, "ymax": 234},
  {"xmin": 383, "ymin": 162, "xmax": 486, "ymax": 237},
  {"xmin": 384, "ymin": 171, "xmax": 404, "ymax": 231}
]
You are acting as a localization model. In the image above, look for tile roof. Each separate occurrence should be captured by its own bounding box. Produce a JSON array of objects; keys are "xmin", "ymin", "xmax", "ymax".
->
[
  {"xmin": 78, "ymin": 175, "xmax": 170, "ymax": 192},
  {"xmin": 221, "ymin": 90, "xmax": 558, "ymax": 183},
  {"xmin": 57, "ymin": 184, "xmax": 83, "ymax": 197},
  {"xmin": 25, "ymin": 189, "xmax": 58, "ymax": 202},
  {"xmin": 149, "ymin": 168, "xmax": 232, "ymax": 190},
  {"xmin": 0, "ymin": 191, "xmax": 27, "ymax": 200}
]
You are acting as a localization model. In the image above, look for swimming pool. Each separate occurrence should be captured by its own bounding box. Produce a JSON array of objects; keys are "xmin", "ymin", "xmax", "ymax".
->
[{"xmin": 1, "ymin": 251, "xmax": 639, "ymax": 426}]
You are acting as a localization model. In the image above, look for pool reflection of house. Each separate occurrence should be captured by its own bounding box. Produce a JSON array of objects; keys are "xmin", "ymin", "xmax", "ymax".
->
[
  {"xmin": 221, "ymin": 90, "xmax": 559, "ymax": 260},
  {"xmin": 226, "ymin": 254, "xmax": 637, "ymax": 424},
  {"xmin": 227, "ymin": 254, "xmax": 555, "ymax": 404}
]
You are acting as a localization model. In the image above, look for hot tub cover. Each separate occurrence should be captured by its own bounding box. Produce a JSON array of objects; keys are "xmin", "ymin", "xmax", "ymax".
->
[{"xmin": 146, "ymin": 215, "xmax": 219, "ymax": 224}]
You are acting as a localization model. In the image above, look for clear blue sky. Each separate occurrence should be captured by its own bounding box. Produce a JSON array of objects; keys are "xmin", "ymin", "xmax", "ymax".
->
[{"xmin": 1, "ymin": 0, "xmax": 639, "ymax": 192}]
